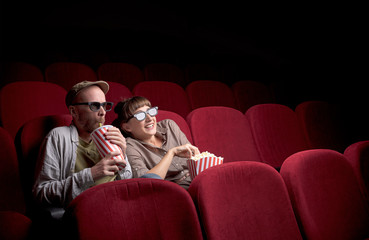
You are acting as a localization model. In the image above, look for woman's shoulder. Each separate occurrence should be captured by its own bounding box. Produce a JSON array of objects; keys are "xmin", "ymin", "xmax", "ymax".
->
[
  {"xmin": 126, "ymin": 136, "xmax": 140, "ymax": 146},
  {"xmin": 158, "ymin": 119, "xmax": 179, "ymax": 129}
]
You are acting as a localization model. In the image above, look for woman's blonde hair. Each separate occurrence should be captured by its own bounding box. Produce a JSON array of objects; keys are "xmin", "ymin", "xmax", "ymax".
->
[{"xmin": 112, "ymin": 96, "xmax": 151, "ymax": 137}]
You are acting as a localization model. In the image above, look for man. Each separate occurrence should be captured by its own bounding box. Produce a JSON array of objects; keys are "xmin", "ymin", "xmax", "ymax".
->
[{"xmin": 33, "ymin": 81, "xmax": 132, "ymax": 208}]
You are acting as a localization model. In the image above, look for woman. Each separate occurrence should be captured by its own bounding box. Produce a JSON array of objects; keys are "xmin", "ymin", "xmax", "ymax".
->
[{"xmin": 112, "ymin": 96, "xmax": 200, "ymax": 189}]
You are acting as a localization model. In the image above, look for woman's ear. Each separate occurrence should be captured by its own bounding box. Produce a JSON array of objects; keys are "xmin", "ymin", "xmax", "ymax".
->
[{"xmin": 121, "ymin": 122, "xmax": 131, "ymax": 133}]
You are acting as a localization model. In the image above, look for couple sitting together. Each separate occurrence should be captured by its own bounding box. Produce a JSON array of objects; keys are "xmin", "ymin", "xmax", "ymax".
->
[{"xmin": 33, "ymin": 80, "xmax": 200, "ymax": 208}]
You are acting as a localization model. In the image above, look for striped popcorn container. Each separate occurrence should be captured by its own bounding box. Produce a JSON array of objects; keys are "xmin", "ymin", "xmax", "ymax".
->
[
  {"xmin": 187, "ymin": 152, "xmax": 223, "ymax": 180},
  {"xmin": 91, "ymin": 125, "xmax": 125, "ymax": 170}
]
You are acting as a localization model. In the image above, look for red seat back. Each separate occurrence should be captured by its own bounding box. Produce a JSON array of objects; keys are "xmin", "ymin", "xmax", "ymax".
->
[
  {"xmin": 67, "ymin": 179, "xmax": 203, "ymax": 240},
  {"xmin": 232, "ymin": 80, "xmax": 275, "ymax": 113},
  {"xmin": 17, "ymin": 114, "xmax": 72, "ymax": 210},
  {"xmin": 188, "ymin": 162, "xmax": 302, "ymax": 240},
  {"xmin": 144, "ymin": 63, "xmax": 185, "ymax": 87},
  {"xmin": 0, "ymin": 211, "xmax": 32, "ymax": 240},
  {"xmin": 1, "ymin": 62, "xmax": 44, "ymax": 87},
  {"xmin": 0, "ymin": 127, "xmax": 25, "ymax": 214},
  {"xmin": 280, "ymin": 149, "xmax": 369, "ymax": 239},
  {"xmin": 133, "ymin": 81, "xmax": 191, "ymax": 118},
  {"xmin": 344, "ymin": 140, "xmax": 369, "ymax": 204},
  {"xmin": 184, "ymin": 63, "xmax": 219, "ymax": 83},
  {"xmin": 186, "ymin": 80, "xmax": 237, "ymax": 109},
  {"xmin": 187, "ymin": 107, "xmax": 260, "ymax": 163},
  {"xmin": 295, "ymin": 100, "xmax": 348, "ymax": 152},
  {"xmin": 45, "ymin": 62, "xmax": 97, "ymax": 90},
  {"xmin": 245, "ymin": 104, "xmax": 309, "ymax": 168},
  {"xmin": 156, "ymin": 110, "xmax": 193, "ymax": 144},
  {"xmin": 0, "ymin": 81, "xmax": 69, "ymax": 139},
  {"xmin": 97, "ymin": 62, "xmax": 144, "ymax": 91},
  {"xmin": 104, "ymin": 81, "xmax": 133, "ymax": 125}
]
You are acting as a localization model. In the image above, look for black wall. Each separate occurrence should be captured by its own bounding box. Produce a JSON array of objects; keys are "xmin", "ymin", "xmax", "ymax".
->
[{"xmin": 1, "ymin": 1, "xmax": 368, "ymax": 138}]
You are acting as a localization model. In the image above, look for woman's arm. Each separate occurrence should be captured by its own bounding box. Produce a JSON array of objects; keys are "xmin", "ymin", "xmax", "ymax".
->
[{"xmin": 146, "ymin": 143, "xmax": 199, "ymax": 179}]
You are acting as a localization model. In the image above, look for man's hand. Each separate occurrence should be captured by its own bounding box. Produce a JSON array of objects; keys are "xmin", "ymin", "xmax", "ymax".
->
[
  {"xmin": 105, "ymin": 126, "xmax": 127, "ymax": 155},
  {"xmin": 91, "ymin": 151, "xmax": 126, "ymax": 181}
]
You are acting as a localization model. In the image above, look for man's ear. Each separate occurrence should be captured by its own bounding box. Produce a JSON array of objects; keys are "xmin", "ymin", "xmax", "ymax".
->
[{"xmin": 69, "ymin": 106, "xmax": 77, "ymax": 118}]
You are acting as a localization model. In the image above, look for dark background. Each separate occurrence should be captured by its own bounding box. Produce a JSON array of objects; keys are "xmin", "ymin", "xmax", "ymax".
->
[{"xmin": 1, "ymin": 1, "xmax": 368, "ymax": 139}]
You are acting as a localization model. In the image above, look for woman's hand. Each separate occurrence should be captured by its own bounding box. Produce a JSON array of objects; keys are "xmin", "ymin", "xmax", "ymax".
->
[
  {"xmin": 146, "ymin": 143, "xmax": 200, "ymax": 179},
  {"xmin": 171, "ymin": 143, "xmax": 200, "ymax": 158},
  {"xmin": 105, "ymin": 126, "xmax": 127, "ymax": 155}
]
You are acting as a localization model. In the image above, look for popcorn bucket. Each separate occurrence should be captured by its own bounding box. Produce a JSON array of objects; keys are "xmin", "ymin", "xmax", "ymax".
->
[
  {"xmin": 91, "ymin": 125, "xmax": 125, "ymax": 170},
  {"xmin": 187, "ymin": 152, "xmax": 223, "ymax": 180}
]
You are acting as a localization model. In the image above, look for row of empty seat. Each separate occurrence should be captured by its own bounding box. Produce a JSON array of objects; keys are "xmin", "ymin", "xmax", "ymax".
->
[
  {"xmin": 0, "ymin": 79, "xmax": 274, "ymax": 138},
  {"xmin": 0, "ymin": 81, "xmax": 355, "ymax": 153},
  {"xmin": 1, "ymin": 61, "xmax": 275, "ymax": 113},
  {"xmin": 1, "ymin": 61, "xmax": 251, "ymax": 90}
]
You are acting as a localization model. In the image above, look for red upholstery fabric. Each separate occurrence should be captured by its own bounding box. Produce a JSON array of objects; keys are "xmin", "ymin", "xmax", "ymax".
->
[
  {"xmin": 280, "ymin": 149, "xmax": 369, "ymax": 240},
  {"xmin": 1, "ymin": 62, "xmax": 44, "ymax": 87},
  {"xmin": 67, "ymin": 179, "xmax": 203, "ymax": 240},
  {"xmin": 45, "ymin": 62, "xmax": 97, "ymax": 90},
  {"xmin": 0, "ymin": 81, "xmax": 69, "ymax": 139},
  {"xmin": 16, "ymin": 114, "xmax": 72, "ymax": 211},
  {"xmin": 186, "ymin": 107, "xmax": 260, "ymax": 163},
  {"xmin": 232, "ymin": 80, "xmax": 275, "ymax": 113},
  {"xmin": 188, "ymin": 161, "xmax": 302, "ymax": 240},
  {"xmin": 344, "ymin": 140, "xmax": 369, "ymax": 204},
  {"xmin": 186, "ymin": 80, "xmax": 237, "ymax": 110},
  {"xmin": 295, "ymin": 100, "xmax": 348, "ymax": 152},
  {"xmin": 0, "ymin": 211, "xmax": 32, "ymax": 240},
  {"xmin": 104, "ymin": 81, "xmax": 133, "ymax": 125},
  {"xmin": 156, "ymin": 110, "xmax": 193, "ymax": 144},
  {"xmin": 184, "ymin": 63, "xmax": 219, "ymax": 83},
  {"xmin": 245, "ymin": 104, "xmax": 309, "ymax": 168},
  {"xmin": 0, "ymin": 127, "xmax": 26, "ymax": 214},
  {"xmin": 97, "ymin": 62, "xmax": 144, "ymax": 91},
  {"xmin": 144, "ymin": 63, "xmax": 185, "ymax": 87},
  {"xmin": 133, "ymin": 81, "xmax": 191, "ymax": 118}
]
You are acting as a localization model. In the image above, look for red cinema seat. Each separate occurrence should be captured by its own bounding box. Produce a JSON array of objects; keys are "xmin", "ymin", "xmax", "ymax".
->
[
  {"xmin": 1, "ymin": 61, "xmax": 44, "ymax": 87},
  {"xmin": 295, "ymin": 100, "xmax": 348, "ymax": 152},
  {"xmin": 16, "ymin": 114, "xmax": 72, "ymax": 212},
  {"xmin": 97, "ymin": 62, "xmax": 144, "ymax": 91},
  {"xmin": 280, "ymin": 149, "xmax": 369, "ymax": 240},
  {"xmin": 184, "ymin": 63, "xmax": 219, "ymax": 82},
  {"xmin": 344, "ymin": 140, "xmax": 369, "ymax": 204},
  {"xmin": 188, "ymin": 161, "xmax": 302, "ymax": 240},
  {"xmin": 104, "ymin": 81, "xmax": 133, "ymax": 125},
  {"xmin": 144, "ymin": 63, "xmax": 185, "ymax": 87},
  {"xmin": 0, "ymin": 127, "xmax": 26, "ymax": 214},
  {"xmin": 186, "ymin": 80, "xmax": 237, "ymax": 110},
  {"xmin": 66, "ymin": 179, "xmax": 203, "ymax": 240},
  {"xmin": 0, "ymin": 81, "xmax": 69, "ymax": 139},
  {"xmin": 0, "ymin": 211, "xmax": 32, "ymax": 240},
  {"xmin": 245, "ymin": 104, "xmax": 310, "ymax": 169},
  {"xmin": 45, "ymin": 62, "xmax": 97, "ymax": 90},
  {"xmin": 156, "ymin": 109, "xmax": 193, "ymax": 144},
  {"xmin": 187, "ymin": 107, "xmax": 260, "ymax": 163},
  {"xmin": 232, "ymin": 80, "xmax": 275, "ymax": 113},
  {"xmin": 133, "ymin": 81, "xmax": 192, "ymax": 118}
]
